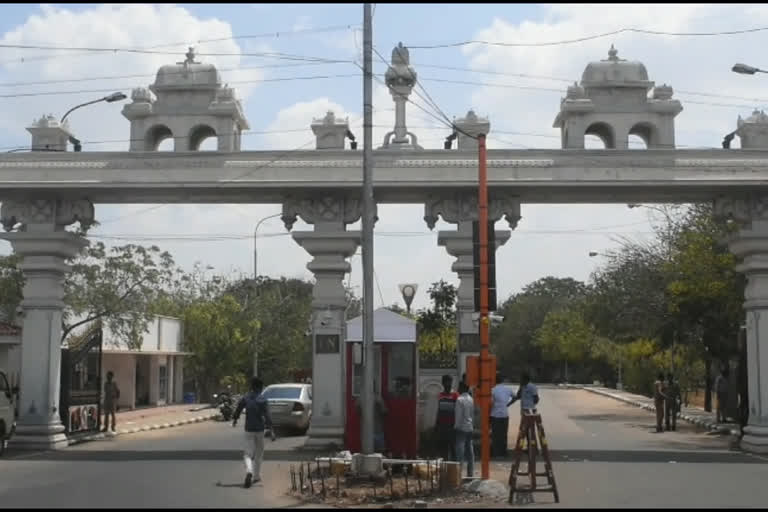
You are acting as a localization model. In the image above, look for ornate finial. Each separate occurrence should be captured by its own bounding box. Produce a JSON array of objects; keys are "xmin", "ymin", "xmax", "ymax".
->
[
  {"xmin": 608, "ymin": 44, "xmax": 618, "ymax": 61},
  {"xmin": 392, "ymin": 42, "xmax": 410, "ymax": 66},
  {"xmin": 184, "ymin": 46, "xmax": 198, "ymax": 65}
]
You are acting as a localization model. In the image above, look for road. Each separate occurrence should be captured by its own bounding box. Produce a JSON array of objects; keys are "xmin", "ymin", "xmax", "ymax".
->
[
  {"xmin": 0, "ymin": 418, "xmax": 308, "ymax": 508},
  {"xmin": 493, "ymin": 387, "xmax": 768, "ymax": 508},
  {"xmin": 1, "ymin": 389, "xmax": 767, "ymax": 508}
]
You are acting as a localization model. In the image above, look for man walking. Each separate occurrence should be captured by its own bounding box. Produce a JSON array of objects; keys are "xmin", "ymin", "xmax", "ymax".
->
[
  {"xmin": 454, "ymin": 382, "xmax": 475, "ymax": 478},
  {"xmin": 434, "ymin": 374, "xmax": 458, "ymax": 460},
  {"xmin": 232, "ymin": 377, "xmax": 276, "ymax": 488},
  {"xmin": 490, "ymin": 372, "xmax": 515, "ymax": 458},
  {"xmin": 654, "ymin": 372, "xmax": 667, "ymax": 433},
  {"xmin": 102, "ymin": 371, "xmax": 120, "ymax": 433},
  {"xmin": 665, "ymin": 373, "xmax": 680, "ymax": 432}
]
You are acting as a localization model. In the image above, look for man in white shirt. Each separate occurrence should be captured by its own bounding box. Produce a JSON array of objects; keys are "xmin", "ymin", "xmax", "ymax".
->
[
  {"xmin": 490, "ymin": 372, "xmax": 515, "ymax": 458},
  {"xmin": 454, "ymin": 382, "xmax": 475, "ymax": 478}
]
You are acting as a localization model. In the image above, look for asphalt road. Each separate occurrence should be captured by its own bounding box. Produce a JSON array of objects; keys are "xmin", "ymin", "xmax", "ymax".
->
[
  {"xmin": 0, "ymin": 418, "xmax": 309, "ymax": 508},
  {"xmin": 493, "ymin": 387, "xmax": 768, "ymax": 508},
  {"xmin": 2, "ymin": 389, "xmax": 767, "ymax": 508}
]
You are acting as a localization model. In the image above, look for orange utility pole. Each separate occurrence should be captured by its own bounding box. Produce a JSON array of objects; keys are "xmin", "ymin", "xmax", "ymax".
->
[{"xmin": 477, "ymin": 133, "xmax": 491, "ymax": 480}]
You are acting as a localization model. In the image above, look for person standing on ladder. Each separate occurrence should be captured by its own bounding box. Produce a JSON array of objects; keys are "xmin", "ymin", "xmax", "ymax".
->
[{"xmin": 509, "ymin": 372, "xmax": 540, "ymax": 414}]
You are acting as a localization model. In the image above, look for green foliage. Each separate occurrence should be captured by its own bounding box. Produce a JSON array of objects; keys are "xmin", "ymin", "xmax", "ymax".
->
[
  {"xmin": 63, "ymin": 242, "xmax": 176, "ymax": 348},
  {"xmin": 416, "ymin": 280, "xmax": 458, "ymax": 368},
  {"xmin": 0, "ymin": 253, "xmax": 23, "ymax": 324},
  {"xmin": 419, "ymin": 324, "xmax": 457, "ymax": 369}
]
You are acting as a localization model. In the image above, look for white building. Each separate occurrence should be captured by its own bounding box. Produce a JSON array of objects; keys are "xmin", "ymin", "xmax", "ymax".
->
[{"xmin": 87, "ymin": 315, "xmax": 190, "ymax": 410}]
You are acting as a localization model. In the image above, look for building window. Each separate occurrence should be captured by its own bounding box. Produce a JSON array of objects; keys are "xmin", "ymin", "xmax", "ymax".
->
[
  {"xmin": 159, "ymin": 365, "xmax": 168, "ymax": 402},
  {"xmin": 387, "ymin": 344, "xmax": 413, "ymax": 398}
]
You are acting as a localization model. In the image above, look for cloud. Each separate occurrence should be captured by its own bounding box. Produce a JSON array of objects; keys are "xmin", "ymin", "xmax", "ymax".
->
[{"xmin": 0, "ymin": 4, "xmax": 262, "ymax": 151}]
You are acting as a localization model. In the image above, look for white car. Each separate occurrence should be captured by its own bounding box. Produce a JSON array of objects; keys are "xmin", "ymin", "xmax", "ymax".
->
[{"xmin": 0, "ymin": 371, "xmax": 17, "ymax": 456}]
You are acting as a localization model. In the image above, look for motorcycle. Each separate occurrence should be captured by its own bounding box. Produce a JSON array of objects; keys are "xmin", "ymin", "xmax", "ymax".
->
[{"xmin": 213, "ymin": 387, "xmax": 234, "ymax": 421}]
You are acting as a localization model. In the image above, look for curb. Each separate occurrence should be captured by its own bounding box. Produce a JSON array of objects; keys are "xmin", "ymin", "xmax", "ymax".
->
[
  {"xmin": 576, "ymin": 386, "xmax": 738, "ymax": 436},
  {"xmin": 67, "ymin": 412, "xmax": 219, "ymax": 445}
]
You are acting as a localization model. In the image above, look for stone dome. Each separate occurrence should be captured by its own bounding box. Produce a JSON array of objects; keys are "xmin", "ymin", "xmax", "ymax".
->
[
  {"xmin": 151, "ymin": 47, "xmax": 221, "ymax": 91},
  {"xmin": 581, "ymin": 45, "xmax": 652, "ymax": 89}
]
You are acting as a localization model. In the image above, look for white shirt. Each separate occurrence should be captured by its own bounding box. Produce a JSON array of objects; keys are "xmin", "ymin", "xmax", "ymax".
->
[
  {"xmin": 491, "ymin": 384, "xmax": 515, "ymax": 418},
  {"xmin": 454, "ymin": 392, "xmax": 474, "ymax": 433}
]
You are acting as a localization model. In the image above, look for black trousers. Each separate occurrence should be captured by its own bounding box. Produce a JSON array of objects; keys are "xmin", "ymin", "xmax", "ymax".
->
[
  {"xmin": 491, "ymin": 416, "xmax": 509, "ymax": 457},
  {"xmin": 435, "ymin": 423, "xmax": 456, "ymax": 460}
]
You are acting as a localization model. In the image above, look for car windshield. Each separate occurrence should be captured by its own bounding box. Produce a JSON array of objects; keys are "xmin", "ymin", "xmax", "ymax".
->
[{"xmin": 261, "ymin": 387, "xmax": 302, "ymax": 400}]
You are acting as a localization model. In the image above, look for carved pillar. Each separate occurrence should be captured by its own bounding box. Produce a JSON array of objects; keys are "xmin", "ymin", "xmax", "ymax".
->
[
  {"xmin": 282, "ymin": 194, "xmax": 370, "ymax": 449},
  {"xmin": 0, "ymin": 198, "xmax": 94, "ymax": 450},
  {"xmin": 424, "ymin": 193, "xmax": 520, "ymax": 380},
  {"xmin": 715, "ymin": 195, "xmax": 768, "ymax": 454}
]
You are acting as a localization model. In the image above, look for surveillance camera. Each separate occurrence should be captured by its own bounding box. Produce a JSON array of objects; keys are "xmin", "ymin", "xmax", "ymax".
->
[
  {"xmin": 15, "ymin": 306, "xmax": 25, "ymax": 318},
  {"xmin": 471, "ymin": 312, "xmax": 505, "ymax": 326}
]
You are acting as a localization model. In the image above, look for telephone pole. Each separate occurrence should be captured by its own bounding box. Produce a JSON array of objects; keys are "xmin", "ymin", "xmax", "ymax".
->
[{"xmin": 360, "ymin": 2, "xmax": 376, "ymax": 455}]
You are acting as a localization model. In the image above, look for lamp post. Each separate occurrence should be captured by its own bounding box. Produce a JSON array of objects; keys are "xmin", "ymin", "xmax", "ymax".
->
[
  {"xmin": 588, "ymin": 250, "xmax": 623, "ymax": 390},
  {"xmin": 253, "ymin": 212, "xmax": 282, "ymax": 279},
  {"xmin": 732, "ymin": 63, "xmax": 768, "ymax": 75},
  {"xmin": 398, "ymin": 284, "xmax": 418, "ymax": 315},
  {"xmin": 60, "ymin": 92, "xmax": 127, "ymax": 152}
]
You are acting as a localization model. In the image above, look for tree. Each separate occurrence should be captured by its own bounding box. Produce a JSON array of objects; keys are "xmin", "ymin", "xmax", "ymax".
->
[
  {"xmin": 416, "ymin": 280, "xmax": 458, "ymax": 367},
  {"xmin": 63, "ymin": 243, "xmax": 176, "ymax": 348},
  {"xmin": 0, "ymin": 253, "xmax": 23, "ymax": 324},
  {"xmin": 492, "ymin": 276, "xmax": 588, "ymax": 381},
  {"xmin": 181, "ymin": 294, "xmax": 257, "ymax": 399},
  {"xmin": 534, "ymin": 308, "xmax": 597, "ymax": 382}
]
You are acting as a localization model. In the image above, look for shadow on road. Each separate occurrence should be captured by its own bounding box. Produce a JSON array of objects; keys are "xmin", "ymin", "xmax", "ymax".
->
[
  {"xmin": 6, "ymin": 449, "xmax": 327, "ymax": 462},
  {"xmin": 6, "ymin": 448, "xmax": 765, "ymax": 464}
]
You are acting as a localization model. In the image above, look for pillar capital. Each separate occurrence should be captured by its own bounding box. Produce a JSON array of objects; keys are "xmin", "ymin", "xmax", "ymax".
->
[
  {"xmin": 282, "ymin": 194, "xmax": 376, "ymax": 232},
  {"xmin": 424, "ymin": 192, "xmax": 521, "ymax": 230},
  {"xmin": 1, "ymin": 198, "xmax": 94, "ymax": 233}
]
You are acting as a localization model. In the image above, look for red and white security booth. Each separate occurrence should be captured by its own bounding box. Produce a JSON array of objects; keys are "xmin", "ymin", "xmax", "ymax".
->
[{"xmin": 345, "ymin": 308, "xmax": 419, "ymax": 458}]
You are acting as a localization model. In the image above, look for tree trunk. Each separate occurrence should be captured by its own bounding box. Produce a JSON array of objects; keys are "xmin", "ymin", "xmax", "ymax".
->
[{"xmin": 704, "ymin": 357, "xmax": 712, "ymax": 413}]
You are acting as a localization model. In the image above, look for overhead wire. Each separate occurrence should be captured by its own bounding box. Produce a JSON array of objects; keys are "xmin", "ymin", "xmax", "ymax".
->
[{"xmin": 407, "ymin": 24, "xmax": 768, "ymax": 50}]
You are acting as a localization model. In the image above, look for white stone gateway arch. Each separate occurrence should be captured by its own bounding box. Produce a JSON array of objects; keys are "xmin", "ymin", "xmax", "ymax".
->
[{"xmin": 4, "ymin": 45, "xmax": 768, "ymax": 454}]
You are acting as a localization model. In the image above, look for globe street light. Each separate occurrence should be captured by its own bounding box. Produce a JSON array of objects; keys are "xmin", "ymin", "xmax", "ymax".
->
[
  {"xmin": 398, "ymin": 283, "xmax": 418, "ymax": 315},
  {"xmin": 60, "ymin": 92, "xmax": 127, "ymax": 152}
]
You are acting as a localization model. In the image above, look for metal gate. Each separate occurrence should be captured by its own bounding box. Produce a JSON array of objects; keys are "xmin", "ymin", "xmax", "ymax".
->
[{"xmin": 59, "ymin": 322, "xmax": 103, "ymax": 436}]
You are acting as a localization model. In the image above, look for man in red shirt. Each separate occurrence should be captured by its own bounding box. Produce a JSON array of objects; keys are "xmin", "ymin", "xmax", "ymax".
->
[{"xmin": 434, "ymin": 374, "xmax": 459, "ymax": 460}]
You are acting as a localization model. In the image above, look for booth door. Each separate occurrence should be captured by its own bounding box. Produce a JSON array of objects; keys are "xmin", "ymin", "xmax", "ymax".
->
[
  {"xmin": 345, "ymin": 344, "xmax": 381, "ymax": 454},
  {"xmin": 381, "ymin": 343, "xmax": 418, "ymax": 458}
]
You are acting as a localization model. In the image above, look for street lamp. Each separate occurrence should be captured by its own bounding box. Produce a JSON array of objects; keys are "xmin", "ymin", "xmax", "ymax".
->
[
  {"xmin": 60, "ymin": 92, "xmax": 127, "ymax": 152},
  {"xmin": 253, "ymin": 212, "xmax": 282, "ymax": 279},
  {"xmin": 398, "ymin": 283, "xmax": 418, "ymax": 315},
  {"xmin": 732, "ymin": 63, "xmax": 767, "ymax": 75}
]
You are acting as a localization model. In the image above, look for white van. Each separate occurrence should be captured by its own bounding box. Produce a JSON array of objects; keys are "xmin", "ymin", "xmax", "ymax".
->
[{"xmin": 0, "ymin": 370, "xmax": 17, "ymax": 456}]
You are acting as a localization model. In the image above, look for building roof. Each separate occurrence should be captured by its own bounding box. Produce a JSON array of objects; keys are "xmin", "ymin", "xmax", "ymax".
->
[
  {"xmin": 346, "ymin": 307, "xmax": 416, "ymax": 343},
  {"xmin": 581, "ymin": 45, "xmax": 652, "ymax": 90},
  {"xmin": 151, "ymin": 47, "xmax": 221, "ymax": 92}
]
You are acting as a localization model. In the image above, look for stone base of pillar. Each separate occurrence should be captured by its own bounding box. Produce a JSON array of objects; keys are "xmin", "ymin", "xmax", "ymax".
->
[
  {"xmin": 740, "ymin": 424, "xmax": 768, "ymax": 454},
  {"xmin": 11, "ymin": 421, "xmax": 69, "ymax": 451},
  {"xmin": 303, "ymin": 424, "xmax": 344, "ymax": 451}
]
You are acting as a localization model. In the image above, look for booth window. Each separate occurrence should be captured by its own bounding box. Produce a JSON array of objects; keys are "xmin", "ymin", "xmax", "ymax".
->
[{"xmin": 387, "ymin": 344, "xmax": 413, "ymax": 398}]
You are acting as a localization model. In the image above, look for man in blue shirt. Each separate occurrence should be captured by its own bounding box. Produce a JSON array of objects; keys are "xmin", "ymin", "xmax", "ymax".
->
[
  {"xmin": 232, "ymin": 377, "xmax": 276, "ymax": 488},
  {"xmin": 510, "ymin": 372, "xmax": 539, "ymax": 413},
  {"xmin": 490, "ymin": 372, "xmax": 515, "ymax": 458}
]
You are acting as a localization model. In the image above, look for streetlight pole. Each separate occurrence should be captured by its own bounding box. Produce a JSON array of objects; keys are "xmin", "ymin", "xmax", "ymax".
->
[
  {"xmin": 253, "ymin": 212, "xmax": 282, "ymax": 279},
  {"xmin": 360, "ymin": 2, "xmax": 376, "ymax": 456},
  {"xmin": 60, "ymin": 92, "xmax": 127, "ymax": 152}
]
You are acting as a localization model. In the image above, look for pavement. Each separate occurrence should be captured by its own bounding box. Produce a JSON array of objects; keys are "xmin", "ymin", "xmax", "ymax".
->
[
  {"xmin": 2, "ymin": 389, "xmax": 768, "ymax": 507},
  {"xmin": 569, "ymin": 385, "xmax": 741, "ymax": 435},
  {"xmin": 65, "ymin": 403, "xmax": 219, "ymax": 445}
]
